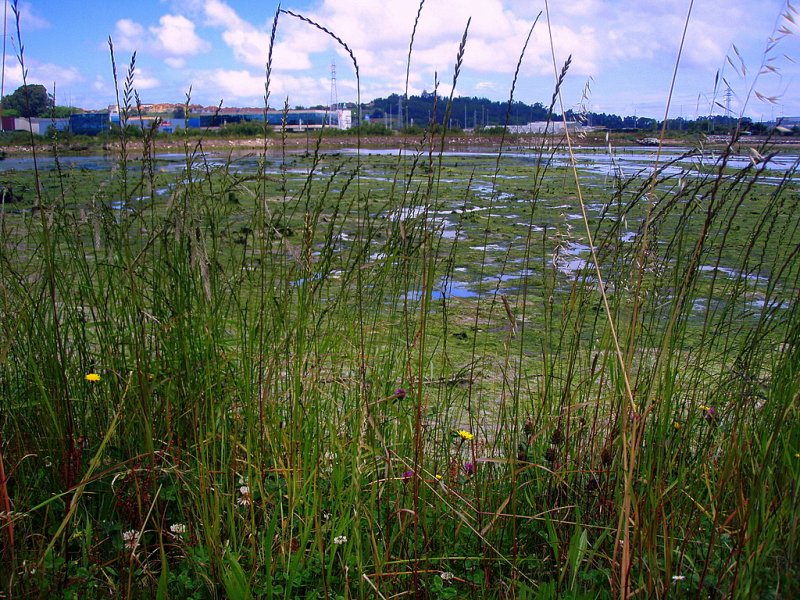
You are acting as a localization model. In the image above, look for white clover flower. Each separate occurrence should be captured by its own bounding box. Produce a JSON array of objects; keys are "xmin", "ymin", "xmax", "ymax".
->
[
  {"xmin": 440, "ymin": 571, "xmax": 454, "ymax": 582},
  {"xmin": 333, "ymin": 535, "xmax": 347, "ymax": 545},
  {"xmin": 122, "ymin": 529, "xmax": 140, "ymax": 551},
  {"xmin": 169, "ymin": 523, "xmax": 187, "ymax": 536},
  {"xmin": 237, "ymin": 485, "xmax": 252, "ymax": 507}
]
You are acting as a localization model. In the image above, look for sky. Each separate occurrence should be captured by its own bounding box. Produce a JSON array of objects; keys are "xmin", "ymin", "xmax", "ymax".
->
[{"xmin": 2, "ymin": 0, "xmax": 799, "ymax": 121}]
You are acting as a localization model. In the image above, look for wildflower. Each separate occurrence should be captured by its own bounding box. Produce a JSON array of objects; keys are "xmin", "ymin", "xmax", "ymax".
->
[
  {"xmin": 672, "ymin": 575, "xmax": 686, "ymax": 581},
  {"xmin": 394, "ymin": 387, "xmax": 407, "ymax": 400},
  {"xmin": 85, "ymin": 373, "xmax": 101, "ymax": 382},
  {"xmin": 333, "ymin": 535, "xmax": 347, "ymax": 545},
  {"xmin": 435, "ymin": 474, "xmax": 443, "ymax": 481},
  {"xmin": 456, "ymin": 429, "xmax": 474, "ymax": 441},
  {"xmin": 463, "ymin": 462, "xmax": 475, "ymax": 476},
  {"xmin": 401, "ymin": 470, "xmax": 414, "ymax": 481},
  {"xmin": 440, "ymin": 571, "xmax": 455, "ymax": 582},
  {"xmin": 237, "ymin": 485, "xmax": 252, "ymax": 507},
  {"xmin": 673, "ymin": 421, "xmax": 681, "ymax": 431},
  {"xmin": 122, "ymin": 529, "xmax": 140, "ymax": 551},
  {"xmin": 169, "ymin": 523, "xmax": 187, "ymax": 536},
  {"xmin": 700, "ymin": 405, "xmax": 718, "ymax": 424}
]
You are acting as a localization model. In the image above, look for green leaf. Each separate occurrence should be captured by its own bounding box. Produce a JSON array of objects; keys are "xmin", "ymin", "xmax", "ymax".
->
[
  {"xmin": 156, "ymin": 561, "xmax": 169, "ymax": 600},
  {"xmin": 222, "ymin": 553, "xmax": 252, "ymax": 600}
]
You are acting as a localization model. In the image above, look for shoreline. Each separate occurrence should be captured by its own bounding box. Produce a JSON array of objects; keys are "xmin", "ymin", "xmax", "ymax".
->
[{"xmin": 1, "ymin": 132, "xmax": 798, "ymax": 157}]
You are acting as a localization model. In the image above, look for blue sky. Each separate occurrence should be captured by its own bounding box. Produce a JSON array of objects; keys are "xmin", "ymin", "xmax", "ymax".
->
[{"xmin": 4, "ymin": 0, "xmax": 800, "ymax": 120}]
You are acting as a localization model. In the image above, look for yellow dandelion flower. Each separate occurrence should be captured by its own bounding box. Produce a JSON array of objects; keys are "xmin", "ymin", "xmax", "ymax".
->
[
  {"xmin": 435, "ymin": 474, "xmax": 443, "ymax": 481},
  {"xmin": 456, "ymin": 429, "xmax": 474, "ymax": 441},
  {"xmin": 85, "ymin": 373, "xmax": 101, "ymax": 382}
]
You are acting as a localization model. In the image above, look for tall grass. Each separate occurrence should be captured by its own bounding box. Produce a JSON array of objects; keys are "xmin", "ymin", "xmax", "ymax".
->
[{"xmin": 1, "ymin": 1, "xmax": 799, "ymax": 598}]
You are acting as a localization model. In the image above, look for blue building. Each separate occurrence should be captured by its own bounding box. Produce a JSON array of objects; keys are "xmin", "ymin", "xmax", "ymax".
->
[{"xmin": 69, "ymin": 113, "xmax": 110, "ymax": 135}]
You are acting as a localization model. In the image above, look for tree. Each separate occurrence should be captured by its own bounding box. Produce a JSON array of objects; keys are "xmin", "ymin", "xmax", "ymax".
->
[
  {"xmin": 1, "ymin": 84, "xmax": 54, "ymax": 118},
  {"xmin": 51, "ymin": 106, "xmax": 80, "ymax": 118}
]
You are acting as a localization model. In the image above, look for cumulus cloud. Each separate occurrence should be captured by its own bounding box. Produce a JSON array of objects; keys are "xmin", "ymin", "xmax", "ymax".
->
[
  {"xmin": 112, "ymin": 14, "xmax": 209, "ymax": 59},
  {"xmin": 112, "ymin": 19, "xmax": 145, "ymax": 53},
  {"xmin": 150, "ymin": 15, "xmax": 210, "ymax": 56},
  {"xmin": 192, "ymin": 67, "xmax": 327, "ymax": 107},
  {"xmin": 201, "ymin": 0, "xmax": 319, "ymax": 70},
  {"xmin": 2, "ymin": 60, "xmax": 83, "ymax": 92},
  {"xmin": 133, "ymin": 69, "xmax": 161, "ymax": 90}
]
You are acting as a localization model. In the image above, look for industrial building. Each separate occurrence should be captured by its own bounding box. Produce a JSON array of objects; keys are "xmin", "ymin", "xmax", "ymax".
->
[
  {"xmin": 183, "ymin": 108, "xmax": 351, "ymax": 131},
  {"xmin": 0, "ymin": 107, "xmax": 352, "ymax": 136}
]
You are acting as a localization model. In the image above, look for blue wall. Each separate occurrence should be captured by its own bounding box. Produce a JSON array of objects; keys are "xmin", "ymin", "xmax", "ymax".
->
[{"xmin": 70, "ymin": 113, "xmax": 110, "ymax": 135}]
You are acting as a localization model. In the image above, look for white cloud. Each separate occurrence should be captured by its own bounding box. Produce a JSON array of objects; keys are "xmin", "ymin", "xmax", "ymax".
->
[
  {"xmin": 134, "ymin": 69, "xmax": 161, "ymax": 90},
  {"xmin": 92, "ymin": 75, "xmax": 110, "ymax": 93},
  {"xmin": 150, "ymin": 14, "xmax": 210, "ymax": 56},
  {"xmin": 17, "ymin": 1, "xmax": 49, "ymax": 31},
  {"xmin": 194, "ymin": 68, "xmax": 265, "ymax": 101},
  {"xmin": 112, "ymin": 19, "xmax": 145, "ymax": 53},
  {"xmin": 2, "ymin": 60, "xmax": 83, "ymax": 92},
  {"xmin": 112, "ymin": 15, "xmax": 209, "ymax": 59},
  {"xmin": 165, "ymin": 57, "xmax": 187, "ymax": 69},
  {"xmin": 192, "ymin": 67, "xmax": 333, "ymax": 107},
  {"xmin": 202, "ymin": 0, "xmax": 319, "ymax": 70}
]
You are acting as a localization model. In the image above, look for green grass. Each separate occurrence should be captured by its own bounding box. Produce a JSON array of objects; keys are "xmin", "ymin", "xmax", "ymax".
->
[
  {"xmin": 1, "ymin": 3, "xmax": 800, "ymax": 599},
  {"xmin": 1, "ymin": 124, "xmax": 798, "ymax": 600}
]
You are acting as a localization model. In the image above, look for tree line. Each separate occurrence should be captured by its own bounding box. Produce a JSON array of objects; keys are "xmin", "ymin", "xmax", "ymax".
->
[{"xmin": 360, "ymin": 93, "xmax": 778, "ymax": 134}]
